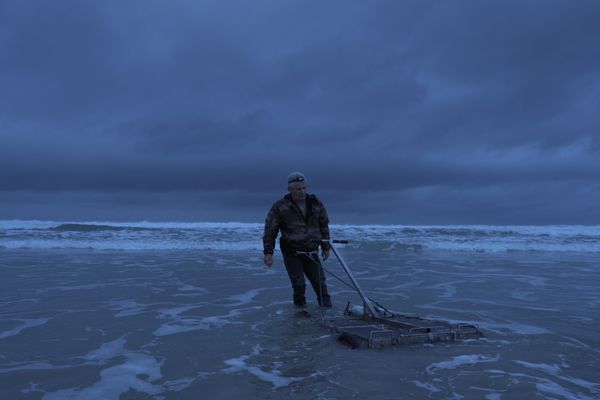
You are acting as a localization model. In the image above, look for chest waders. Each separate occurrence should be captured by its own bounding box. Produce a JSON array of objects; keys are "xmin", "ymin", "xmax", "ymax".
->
[{"xmin": 294, "ymin": 250, "xmax": 326, "ymax": 308}]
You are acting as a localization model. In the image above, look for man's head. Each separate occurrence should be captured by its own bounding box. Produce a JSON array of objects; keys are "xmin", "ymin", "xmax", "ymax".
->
[{"xmin": 287, "ymin": 171, "xmax": 307, "ymax": 202}]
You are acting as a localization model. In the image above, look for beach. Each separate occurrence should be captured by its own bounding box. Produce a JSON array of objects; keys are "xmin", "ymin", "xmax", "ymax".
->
[{"xmin": 1, "ymin": 222, "xmax": 600, "ymax": 399}]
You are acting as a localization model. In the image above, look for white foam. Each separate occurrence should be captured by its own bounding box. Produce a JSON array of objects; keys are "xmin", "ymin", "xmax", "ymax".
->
[
  {"xmin": 153, "ymin": 308, "xmax": 249, "ymax": 337},
  {"xmin": 0, "ymin": 239, "xmax": 263, "ymax": 251},
  {"xmin": 21, "ymin": 382, "xmax": 43, "ymax": 395},
  {"xmin": 414, "ymin": 380, "xmax": 442, "ymax": 393},
  {"xmin": 156, "ymin": 305, "xmax": 198, "ymax": 319},
  {"xmin": 3, "ymin": 220, "xmax": 600, "ymax": 252},
  {"xmin": 427, "ymin": 281, "xmax": 460, "ymax": 298},
  {"xmin": 485, "ymin": 369, "xmax": 599, "ymax": 400},
  {"xmin": 43, "ymin": 336, "xmax": 199, "ymax": 400},
  {"xmin": 514, "ymin": 360, "xmax": 600, "ymax": 392},
  {"xmin": 559, "ymin": 336, "xmax": 600, "ymax": 354},
  {"xmin": 84, "ymin": 326, "xmax": 107, "ymax": 336},
  {"xmin": 426, "ymin": 354, "xmax": 500, "ymax": 374},
  {"xmin": 84, "ymin": 337, "xmax": 127, "ymax": 362},
  {"xmin": 44, "ymin": 353, "xmax": 163, "ymax": 400},
  {"xmin": 177, "ymin": 283, "xmax": 209, "ymax": 294},
  {"xmin": 335, "ymin": 223, "xmax": 600, "ymax": 252},
  {"xmin": 476, "ymin": 320, "xmax": 551, "ymax": 336},
  {"xmin": 535, "ymin": 380, "xmax": 597, "ymax": 400},
  {"xmin": 0, "ymin": 361, "xmax": 73, "ymax": 374},
  {"xmin": 0, "ymin": 219, "xmax": 263, "ymax": 230},
  {"xmin": 222, "ymin": 345, "xmax": 304, "ymax": 389},
  {"xmin": 513, "ymin": 360, "xmax": 562, "ymax": 375},
  {"xmin": 0, "ymin": 318, "xmax": 49, "ymax": 340},
  {"xmin": 227, "ymin": 288, "xmax": 265, "ymax": 306},
  {"xmin": 105, "ymin": 299, "xmax": 149, "ymax": 317}
]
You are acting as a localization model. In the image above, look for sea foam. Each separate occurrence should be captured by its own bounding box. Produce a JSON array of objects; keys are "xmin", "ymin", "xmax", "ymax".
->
[{"xmin": 2, "ymin": 220, "xmax": 600, "ymax": 252}]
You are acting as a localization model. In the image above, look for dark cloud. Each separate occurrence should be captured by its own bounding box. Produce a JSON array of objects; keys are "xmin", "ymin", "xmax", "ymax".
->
[{"xmin": 1, "ymin": 0, "xmax": 599, "ymax": 223}]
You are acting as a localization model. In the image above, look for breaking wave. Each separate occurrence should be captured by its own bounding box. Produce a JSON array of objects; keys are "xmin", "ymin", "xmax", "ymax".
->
[
  {"xmin": 1, "ymin": 220, "xmax": 600, "ymax": 253},
  {"xmin": 51, "ymin": 223, "xmax": 135, "ymax": 232}
]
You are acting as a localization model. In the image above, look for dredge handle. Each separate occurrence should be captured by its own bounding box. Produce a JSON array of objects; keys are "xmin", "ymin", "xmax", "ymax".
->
[{"xmin": 322, "ymin": 239, "xmax": 379, "ymax": 318}]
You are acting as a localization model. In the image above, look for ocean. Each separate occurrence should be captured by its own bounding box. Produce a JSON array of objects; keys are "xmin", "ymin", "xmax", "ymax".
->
[{"xmin": 1, "ymin": 220, "xmax": 599, "ymax": 399}]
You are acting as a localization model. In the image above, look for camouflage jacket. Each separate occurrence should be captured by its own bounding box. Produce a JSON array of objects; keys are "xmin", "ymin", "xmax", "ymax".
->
[{"xmin": 263, "ymin": 194, "xmax": 330, "ymax": 254}]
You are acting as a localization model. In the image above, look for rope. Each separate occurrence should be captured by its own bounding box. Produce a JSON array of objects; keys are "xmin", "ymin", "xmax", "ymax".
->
[
  {"xmin": 296, "ymin": 248, "xmax": 397, "ymax": 318},
  {"xmin": 322, "ymin": 262, "xmax": 396, "ymax": 317},
  {"xmin": 320, "ymin": 265, "xmax": 358, "ymax": 291}
]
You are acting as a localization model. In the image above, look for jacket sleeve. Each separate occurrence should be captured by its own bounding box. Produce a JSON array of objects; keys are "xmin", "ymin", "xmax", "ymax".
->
[
  {"xmin": 318, "ymin": 200, "xmax": 331, "ymax": 251},
  {"xmin": 263, "ymin": 203, "xmax": 281, "ymax": 255}
]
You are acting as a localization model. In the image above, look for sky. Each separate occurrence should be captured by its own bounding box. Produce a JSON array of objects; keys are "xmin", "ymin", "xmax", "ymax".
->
[{"xmin": 1, "ymin": 0, "xmax": 599, "ymax": 225}]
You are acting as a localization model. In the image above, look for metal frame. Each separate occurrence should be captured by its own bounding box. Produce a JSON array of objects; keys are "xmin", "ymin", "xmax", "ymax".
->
[{"xmin": 322, "ymin": 239, "xmax": 483, "ymax": 348}]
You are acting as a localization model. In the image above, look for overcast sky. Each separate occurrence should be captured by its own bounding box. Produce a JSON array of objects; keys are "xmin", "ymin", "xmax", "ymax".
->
[{"xmin": 1, "ymin": 0, "xmax": 599, "ymax": 224}]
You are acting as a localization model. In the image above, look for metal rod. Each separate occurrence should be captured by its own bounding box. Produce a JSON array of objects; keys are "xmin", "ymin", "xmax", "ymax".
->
[{"xmin": 325, "ymin": 240, "xmax": 379, "ymax": 318}]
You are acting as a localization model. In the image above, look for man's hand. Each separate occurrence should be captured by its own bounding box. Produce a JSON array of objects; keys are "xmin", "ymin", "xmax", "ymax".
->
[
  {"xmin": 264, "ymin": 254, "xmax": 273, "ymax": 267},
  {"xmin": 321, "ymin": 248, "xmax": 329, "ymax": 261}
]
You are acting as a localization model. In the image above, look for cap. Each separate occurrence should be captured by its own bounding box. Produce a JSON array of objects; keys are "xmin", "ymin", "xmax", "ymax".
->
[{"xmin": 287, "ymin": 171, "xmax": 306, "ymax": 184}]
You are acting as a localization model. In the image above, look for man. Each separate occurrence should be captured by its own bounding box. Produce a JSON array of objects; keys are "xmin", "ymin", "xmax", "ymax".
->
[{"xmin": 263, "ymin": 172, "xmax": 332, "ymax": 308}]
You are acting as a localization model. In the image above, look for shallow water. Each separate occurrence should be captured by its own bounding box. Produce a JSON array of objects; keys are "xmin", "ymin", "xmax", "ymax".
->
[{"xmin": 1, "ymin": 247, "xmax": 599, "ymax": 399}]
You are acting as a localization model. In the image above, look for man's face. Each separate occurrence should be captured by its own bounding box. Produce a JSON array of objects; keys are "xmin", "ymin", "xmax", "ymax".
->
[{"xmin": 288, "ymin": 181, "xmax": 307, "ymax": 202}]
